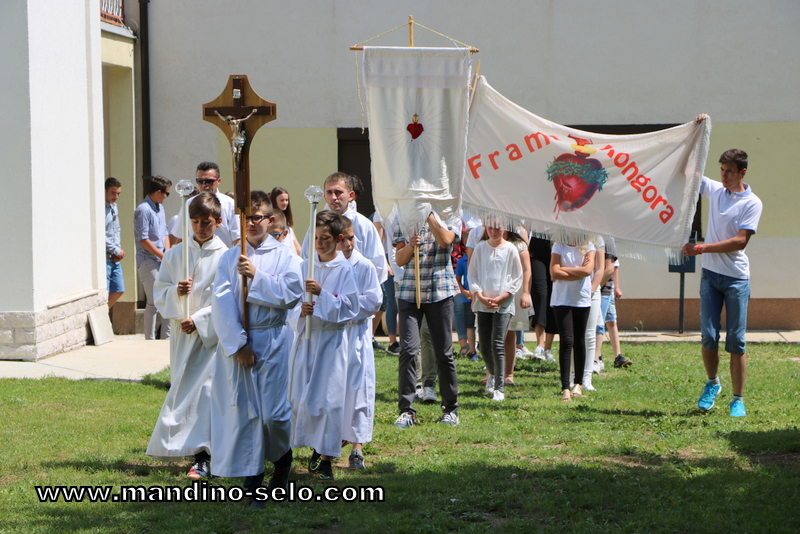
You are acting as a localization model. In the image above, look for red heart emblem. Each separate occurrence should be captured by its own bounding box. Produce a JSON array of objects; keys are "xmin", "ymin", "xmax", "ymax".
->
[
  {"xmin": 407, "ymin": 113, "xmax": 424, "ymax": 140},
  {"xmin": 407, "ymin": 123, "xmax": 424, "ymax": 140},
  {"xmin": 546, "ymin": 136, "xmax": 608, "ymax": 219},
  {"xmin": 551, "ymin": 154, "xmax": 602, "ymax": 213}
]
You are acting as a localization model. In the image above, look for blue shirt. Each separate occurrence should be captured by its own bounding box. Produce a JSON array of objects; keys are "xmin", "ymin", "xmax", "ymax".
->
[
  {"xmin": 105, "ymin": 201, "xmax": 122, "ymax": 260},
  {"xmin": 454, "ymin": 254, "xmax": 470, "ymax": 304},
  {"xmin": 134, "ymin": 196, "xmax": 167, "ymax": 264}
]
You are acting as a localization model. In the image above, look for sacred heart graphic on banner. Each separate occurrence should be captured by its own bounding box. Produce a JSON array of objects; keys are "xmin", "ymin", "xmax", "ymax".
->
[
  {"xmin": 407, "ymin": 113, "xmax": 424, "ymax": 140},
  {"xmin": 546, "ymin": 136, "xmax": 608, "ymax": 219}
]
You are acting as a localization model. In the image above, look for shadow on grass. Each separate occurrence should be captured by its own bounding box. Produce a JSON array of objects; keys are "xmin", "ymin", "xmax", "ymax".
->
[
  {"xmin": 41, "ymin": 458, "xmax": 187, "ymax": 478},
  {"xmin": 724, "ymin": 427, "xmax": 800, "ymax": 467},
  {"xmin": 21, "ymin": 455, "xmax": 800, "ymax": 534},
  {"xmin": 140, "ymin": 374, "xmax": 171, "ymax": 392}
]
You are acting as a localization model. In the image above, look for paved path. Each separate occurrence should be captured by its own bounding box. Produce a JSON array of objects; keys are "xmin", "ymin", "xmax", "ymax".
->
[{"xmin": 0, "ymin": 332, "xmax": 797, "ymax": 381}]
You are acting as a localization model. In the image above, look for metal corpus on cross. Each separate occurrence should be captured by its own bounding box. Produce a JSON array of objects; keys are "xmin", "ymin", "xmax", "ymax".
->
[{"xmin": 203, "ymin": 75, "xmax": 276, "ymax": 329}]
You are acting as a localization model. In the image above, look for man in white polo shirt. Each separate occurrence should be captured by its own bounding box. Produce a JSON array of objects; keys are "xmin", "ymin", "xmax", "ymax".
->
[
  {"xmin": 683, "ymin": 134, "xmax": 763, "ymax": 417},
  {"xmin": 170, "ymin": 161, "xmax": 240, "ymax": 249}
]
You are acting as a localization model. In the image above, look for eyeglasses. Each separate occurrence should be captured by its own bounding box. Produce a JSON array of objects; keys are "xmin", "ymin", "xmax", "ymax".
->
[
  {"xmin": 269, "ymin": 232, "xmax": 283, "ymax": 238},
  {"xmin": 246, "ymin": 214, "xmax": 269, "ymax": 224},
  {"xmin": 196, "ymin": 179, "xmax": 218, "ymax": 185}
]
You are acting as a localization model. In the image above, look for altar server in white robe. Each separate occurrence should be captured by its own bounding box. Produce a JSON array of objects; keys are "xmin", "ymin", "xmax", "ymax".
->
[
  {"xmin": 337, "ymin": 216, "xmax": 382, "ymax": 470},
  {"xmin": 210, "ymin": 191, "xmax": 303, "ymax": 498},
  {"xmin": 301, "ymin": 172, "xmax": 388, "ymax": 283},
  {"xmin": 290, "ymin": 211, "xmax": 360, "ymax": 481},
  {"xmin": 146, "ymin": 193, "xmax": 227, "ymax": 480}
]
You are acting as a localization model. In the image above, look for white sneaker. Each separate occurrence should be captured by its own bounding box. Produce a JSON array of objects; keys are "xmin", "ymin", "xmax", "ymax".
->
[
  {"xmin": 414, "ymin": 386, "xmax": 423, "ymax": 400},
  {"xmin": 515, "ymin": 347, "xmax": 525, "ymax": 360},
  {"xmin": 545, "ymin": 350, "xmax": 555, "ymax": 362},
  {"xmin": 583, "ymin": 380, "xmax": 597, "ymax": 392},
  {"xmin": 492, "ymin": 390, "xmax": 505, "ymax": 402},
  {"xmin": 485, "ymin": 375, "xmax": 494, "ymax": 393},
  {"xmin": 422, "ymin": 386, "xmax": 437, "ymax": 403},
  {"xmin": 520, "ymin": 345, "xmax": 534, "ymax": 357},
  {"xmin": 593, "ymin": 358, "xmax": 605, "ymax": 374},
  {"xmin": 533, "ymin": 346, "xmax": 545, "ymax": 360}
]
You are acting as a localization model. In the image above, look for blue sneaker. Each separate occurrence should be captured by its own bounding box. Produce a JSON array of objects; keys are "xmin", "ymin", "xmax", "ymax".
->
[
  {"xmin": 729, "ymin": 398, "xmax": 746, "ymax": 417},
  {"xmin": 698, "ymin": 382, "xmax": 722, "ymax": 411}
]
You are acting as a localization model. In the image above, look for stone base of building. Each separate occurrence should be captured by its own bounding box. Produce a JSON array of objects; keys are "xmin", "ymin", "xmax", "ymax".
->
[
  {"xmin": 0, "ymin": 291, "xmax": 109, "ymax": 361},
  {"xmin": 616, "ymin": 298, "xmax": 800, "ymax": 332}
]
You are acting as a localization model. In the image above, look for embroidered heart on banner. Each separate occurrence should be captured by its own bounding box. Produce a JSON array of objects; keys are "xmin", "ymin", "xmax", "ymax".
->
[{"xmin": 407, "ymin": 113, "xmax": 424, "ymax": 140}]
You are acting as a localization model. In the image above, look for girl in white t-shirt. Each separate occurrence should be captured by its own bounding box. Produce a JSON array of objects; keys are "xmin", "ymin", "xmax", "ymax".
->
[
  {"xmin": 550, "ymin": 240, "xmax": 596, "ymax": 402},
  {"xmin": 271, "ymin": 187, "xmax": 303, "ymax": 256},
  {"xmin": 468, "ymin": 226, "xmax": 523, "ymax": 401}
]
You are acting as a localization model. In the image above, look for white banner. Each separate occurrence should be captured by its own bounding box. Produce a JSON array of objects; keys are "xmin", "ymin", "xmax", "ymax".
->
[
  {"xmin": 463, "ymin": 77, "xmax": 711, "ymax": 262},
  {"xmin": 363, "ymin": 46, "xmax": 472, "ymax": 236}
]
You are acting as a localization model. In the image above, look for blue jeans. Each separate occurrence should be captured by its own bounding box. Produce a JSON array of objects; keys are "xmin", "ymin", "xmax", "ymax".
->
[
  {"xmin": 700, "ymin": 269, "xmax": 750, "ymax": 354},
  {"xmin": 107, "ymin": 260, "xmax": 125, "ymax": 293},
  {"xmin": 596, "ymin": 293, "xmax": 616, "ymax": 335}
]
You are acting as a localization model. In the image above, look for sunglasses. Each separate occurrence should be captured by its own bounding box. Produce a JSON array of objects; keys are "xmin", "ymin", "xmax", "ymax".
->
[{"xmin": 196, "ymin": 178, "xmax": 218, "ymax": 185}]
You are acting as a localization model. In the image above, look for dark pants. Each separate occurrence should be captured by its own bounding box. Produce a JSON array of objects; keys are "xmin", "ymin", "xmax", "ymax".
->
[
  {"xmin": 243, "ymin": 448, "xmax": 292, "ymax": 490},
  {"xmin": 531, "ymin": 257, "xmax": 557, "ymax": 335},
  {"xmin": 553, "ymin": 306, "xmax": 591, "ymax": 390},
  {"xmin": 477, "ymin": 311, "xmax": 512, "ymax": 392},
  {"xmin": 398, "ymin": 297, "xmax": 458, "ymax": 414}
]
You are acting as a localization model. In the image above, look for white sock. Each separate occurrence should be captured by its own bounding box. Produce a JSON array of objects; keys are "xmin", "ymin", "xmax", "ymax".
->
[{"xmin": 709, "ymin": 376, "xmax": 721, "ymax": 385}]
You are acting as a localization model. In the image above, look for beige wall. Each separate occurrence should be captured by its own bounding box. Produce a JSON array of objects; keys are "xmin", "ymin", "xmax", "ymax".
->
[
  {"xmin": 216, "ymin": 127, "xmax": 338, "ymax": 240},
  {"xmin": 101, "ymin": 28, "xmax": 138, "ymax": 332}
]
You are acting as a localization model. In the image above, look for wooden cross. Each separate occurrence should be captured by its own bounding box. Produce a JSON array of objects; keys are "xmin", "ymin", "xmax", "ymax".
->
[
  {"xmin": 202, "ymin": 75, "xmax": 276, "ymax": 213},
  {"xmin": 203, "ymin": 75, "xmax": 276, "ymax": 329}
]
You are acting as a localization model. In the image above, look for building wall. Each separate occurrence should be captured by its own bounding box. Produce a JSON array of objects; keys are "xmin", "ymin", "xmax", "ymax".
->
[
  {"xmin": 0, "ymin": 0, "xmax": 107, "ymax": 360},
  {"xmin": 127, "ymin": 1, "xmax": 799, "ymax": 329},
  {"xmin": 0, "ymin": 0, "xmax": 34, "ymax": 312}
]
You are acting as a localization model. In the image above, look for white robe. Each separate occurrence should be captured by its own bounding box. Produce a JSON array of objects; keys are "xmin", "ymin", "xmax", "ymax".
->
[
  {"xmin": 289, "ymin": 251, "xmax": 360, "ymax": 457},
  {"xmin": 342, "ymin": 250, "xmax": 382, "ymax": 444},
  {"xmin": 302, "ymin": 208, "xmax": 388, "ymax": 283},
  {"xmin": 146, "ymin": 236, "xmax": 227, "ymax": 461},
  {"xmin": 209, "ymin": 237, "xmax": 303, "ymax": 478}
]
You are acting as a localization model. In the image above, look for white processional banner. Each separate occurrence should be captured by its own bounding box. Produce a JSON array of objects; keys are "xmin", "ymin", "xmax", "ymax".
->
[
  {"xmin": 363, "ymin": 46, "xmax": 471, "ymax": 236},
  {"xmin": 463, "ymin": 77, "xmax": 711, "ymax": 262}
]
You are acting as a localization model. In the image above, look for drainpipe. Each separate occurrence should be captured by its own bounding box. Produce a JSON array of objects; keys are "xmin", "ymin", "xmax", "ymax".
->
[{"xmin": 139, "ymin": 0, "xmax": 151, "ymax": 182}]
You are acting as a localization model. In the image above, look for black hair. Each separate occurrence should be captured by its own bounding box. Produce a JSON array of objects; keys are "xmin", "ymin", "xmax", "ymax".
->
[
  {"xmin": 145, "ymin": 175, "xmax": 172, "ymax": 195},
  {"xmin": 196, "ymin": 161, "xmax": 220, "ymax": 178}
]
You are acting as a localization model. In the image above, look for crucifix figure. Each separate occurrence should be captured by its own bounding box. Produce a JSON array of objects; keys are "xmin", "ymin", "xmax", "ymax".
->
[
  {"xmin": 203, "ymin": 75, "xmax": 277, "ymax": 328},
  {"xmin": 214, "ymin": 108, "xmax": 258, "ymax": 171}
]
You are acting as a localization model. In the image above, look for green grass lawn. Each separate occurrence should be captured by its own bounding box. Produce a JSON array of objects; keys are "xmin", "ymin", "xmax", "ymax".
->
[{"xmin": 1, "ymin": 342, "xmax": 800, "ymax": 533}]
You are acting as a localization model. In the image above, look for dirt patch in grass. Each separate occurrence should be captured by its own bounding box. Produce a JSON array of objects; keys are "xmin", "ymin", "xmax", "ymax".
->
[
  {"xmin": 0, "ymin": 473, "xmax": 21, "ymax": 485},
  {"xmin": 604, "ymin": 455, "xmax": 665, "ymax": 468}
]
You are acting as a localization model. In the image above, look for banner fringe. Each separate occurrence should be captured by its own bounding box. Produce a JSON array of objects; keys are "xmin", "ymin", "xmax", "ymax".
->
[{"xmin": 463, "ymin": 203, "xmax": 687, "ymax": 265}]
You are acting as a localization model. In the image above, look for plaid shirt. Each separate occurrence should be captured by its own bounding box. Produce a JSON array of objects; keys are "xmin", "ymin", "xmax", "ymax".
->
[{"xmin": 394, "ymin": 221, "xmax": 460, "ymax": 304}]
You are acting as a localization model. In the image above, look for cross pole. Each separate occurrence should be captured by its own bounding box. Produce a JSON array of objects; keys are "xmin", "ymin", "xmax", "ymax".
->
[{"xmin": 203, "ymin": 75, "xmax": 276, "ymax": 329}]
